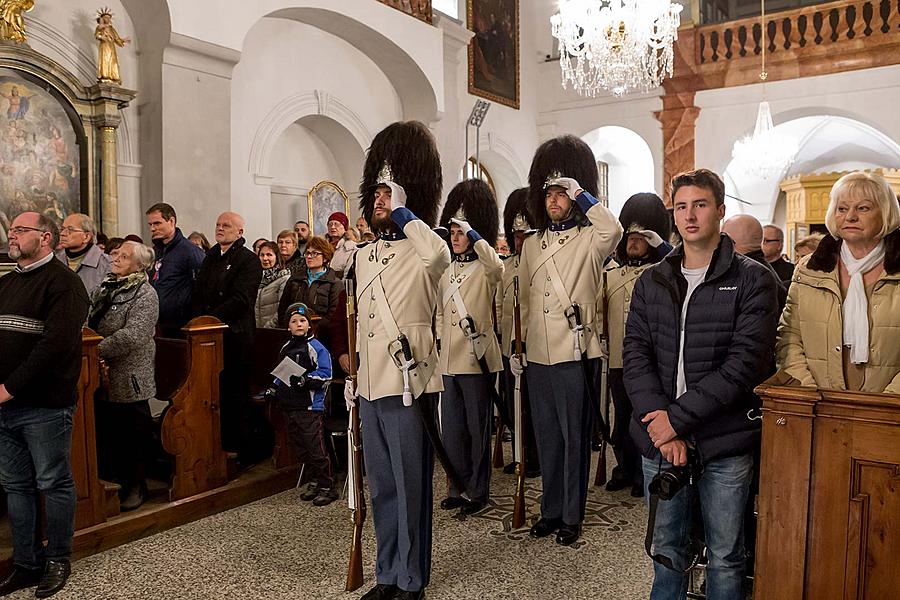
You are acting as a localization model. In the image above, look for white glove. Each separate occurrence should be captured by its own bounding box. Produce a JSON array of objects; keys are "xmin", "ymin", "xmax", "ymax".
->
[
  {"xmin": 638, "ymin": 229, "xmax": 664, "ymax": 248},
  {"xmin": 548, "ymin": 177, "xmax": 583, "ymax": 201},
  {"xmin": 344, "ymin": 379, "xmax": 357, "ymax": 411},
  {"xmin": 449, "ymin": 218, "xmax": 473, "ymax": 236},
  {"xmin": 385, "ymin": 181, "xmax": 407, "ymax": 212},
  {"xmin": 510, "ymin": 353, "xmax": 527, "ymax": 377}
]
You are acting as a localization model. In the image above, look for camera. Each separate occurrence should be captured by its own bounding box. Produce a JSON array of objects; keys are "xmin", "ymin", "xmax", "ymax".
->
[{"xmin": 648, "ymin": 450, "xmax": 701, "ymax": 501}]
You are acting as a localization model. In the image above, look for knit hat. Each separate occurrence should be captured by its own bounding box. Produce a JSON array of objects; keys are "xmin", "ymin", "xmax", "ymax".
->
[
  {"xmin": 327, "ymin": 212, "xmax": 349, "ymax": 230},
  {"xmin": 285, "ymin": 302, "xmax": 320, "ymax": 322}
]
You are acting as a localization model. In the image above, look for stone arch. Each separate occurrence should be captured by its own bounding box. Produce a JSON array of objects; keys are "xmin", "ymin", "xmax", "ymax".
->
[
  {"xmin": 468, "ymin": 133, "xmax": 528, "ymax": 211},
  {"xmin": 582, "ymin": 126, "xmax": 656, "ymax": 217}
]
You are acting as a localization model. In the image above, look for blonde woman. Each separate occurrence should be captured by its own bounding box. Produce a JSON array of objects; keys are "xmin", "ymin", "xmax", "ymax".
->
[{"xmin": 777, "ymin": 171, "xmax": 900, "ymax": 393}]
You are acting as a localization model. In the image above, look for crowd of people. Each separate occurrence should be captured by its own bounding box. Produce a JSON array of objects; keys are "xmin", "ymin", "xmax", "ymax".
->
[{"xmin": 0, "ymin": 118, "xmax": 898, "ymax": 600}]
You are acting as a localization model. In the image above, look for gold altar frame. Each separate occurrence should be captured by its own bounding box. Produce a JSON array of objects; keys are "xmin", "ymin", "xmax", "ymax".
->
[{"xmin": 307, "ymin": 180, "xmax": 350, "ymax": 237}]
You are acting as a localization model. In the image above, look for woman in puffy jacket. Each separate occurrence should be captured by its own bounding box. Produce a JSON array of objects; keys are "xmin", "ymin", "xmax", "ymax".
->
[
  {"xmin": 777, "ymin": 171, "xmax": 900, "ymax": 393},
  {"xmin": 255, "ymin": 241, "xmax": 291, "ymax": 329},
  {"xmin": 276, "ymin": 236, "xmax": 342, "ymax": 347}
]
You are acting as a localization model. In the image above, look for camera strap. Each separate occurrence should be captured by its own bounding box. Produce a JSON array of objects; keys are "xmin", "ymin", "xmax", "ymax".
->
[{"xmin": 644, "ymin": 470, "xmax": 705, "ymax": 573}]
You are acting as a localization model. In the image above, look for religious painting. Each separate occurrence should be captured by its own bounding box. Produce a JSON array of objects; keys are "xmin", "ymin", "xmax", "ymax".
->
[
  {"xmin": 0, "ymin": 67, "xmax": 85, "ymax": 262},
  {"xmin": 307, "ymin": 181, "xmax": 350, "ymax": 237},
  {"xmin": 467, "ymin": 0, "xmax": 520, "ymax": 109}
]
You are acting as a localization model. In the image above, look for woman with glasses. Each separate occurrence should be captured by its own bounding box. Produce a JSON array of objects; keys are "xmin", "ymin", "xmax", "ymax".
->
[{"xmin": 276, "ymin": 236, "xmax": 342, "ymax": 346}]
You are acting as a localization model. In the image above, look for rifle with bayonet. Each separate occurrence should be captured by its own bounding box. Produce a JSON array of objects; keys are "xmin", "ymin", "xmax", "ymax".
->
[
  {"xmin": 344, "ymin": 279, "xmax": 365, "ymax": 592},
  {"xmin": 511, "ymin": 275, "xmax": 527, "ymax": 529},
  {"xmin": 594, "ymin": 269, "xmax": 610, "ymax": 487}
]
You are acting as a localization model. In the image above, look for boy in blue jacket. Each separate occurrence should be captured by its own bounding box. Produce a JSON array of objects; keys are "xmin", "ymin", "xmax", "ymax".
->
[{"xmin": 271, "ymin": 302, "xmax": 336, "ymax": 506}]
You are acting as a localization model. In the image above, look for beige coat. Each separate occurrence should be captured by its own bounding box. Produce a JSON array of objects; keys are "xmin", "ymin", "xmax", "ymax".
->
[
  {"xmin": 355, "ymin": 219, "xmax": 451, "ymax": 401},
  {"xmin": 437, "ymin": 239, "xmax": 504, "ymax": 375},
  {"xmin": 604, "ymin": 263, "xmax": 651, "ymax": 370},
  {"xmin": 776, "ymin": 255, "xmax": 900, "ymax": 394},
  {"xmin": 519, "ymin": 201, "xmax": 623, "ymax": 366}
]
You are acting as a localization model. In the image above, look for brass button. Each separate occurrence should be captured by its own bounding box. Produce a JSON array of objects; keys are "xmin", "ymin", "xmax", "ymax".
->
[
  {"xmin": 369, "ymin": 314, "xmax": 375, "ymax": 319},
  {"xmin": 543, "ymin": 309, "xmax": 549, "ymax": 314},
  {"xmin": 545, "ymin": 292, "xmax": 550, "ymax": 297},
  {"xmin": 451, "ymin": 308, "xmax": 456, "ymax": 313},
  {"xmin": 368, "ymin": 332, "xmax": 374, "ymax": 338}
]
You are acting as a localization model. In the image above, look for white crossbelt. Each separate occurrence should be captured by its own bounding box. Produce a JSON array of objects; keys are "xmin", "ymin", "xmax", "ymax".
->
[
  {"xmin": 442, "ymin": 262, "xmax": 486, "ymax": 360},
  {"xmin": 545, "ymin": 256, "xmax": 587, "ymax": 362}
]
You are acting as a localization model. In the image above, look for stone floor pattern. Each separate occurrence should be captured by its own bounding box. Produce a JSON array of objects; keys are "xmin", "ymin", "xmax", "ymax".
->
[{"xmin": 7, "ymin": 453, "xmax": 653, "ymax": 600}]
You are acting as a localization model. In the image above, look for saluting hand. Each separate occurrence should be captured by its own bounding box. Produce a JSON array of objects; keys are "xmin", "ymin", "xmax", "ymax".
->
[
  {"xmin": 638, "ymin": 230, "xmax": 665, "ymax": 248},
  {"xmin": 549, "ymin": 177, "xmax": 584, "ymax": 201},
  {"xmin": 449, "ymin": 218, "xmax": 473, "ymax": 237},
  {"xmin": 385, "ymin": 181, "xmax": 407, "ymax": 212},
  {"xmin": 643, "ymin": 409, "xmax": 677, "ymax": 448}
]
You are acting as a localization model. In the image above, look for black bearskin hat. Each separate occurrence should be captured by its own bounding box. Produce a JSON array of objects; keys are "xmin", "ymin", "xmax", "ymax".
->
[
  {"xmin": 440, "ymin": 179, "xmax": 500, "ymax": 249},
  {"xmin": 503, "ymin": 187, "xmax": 532, "ymax": 247},
  {"xmin": 527, "ymin": 135, "xmax": 599, "ymax": 232},
  {"xmin": 615, "ymin": 192, "xmax": 672, "ymax": 259},
  {"xmin": 359, "ymin": 121, "xmax": 442, "ymax": 228}
]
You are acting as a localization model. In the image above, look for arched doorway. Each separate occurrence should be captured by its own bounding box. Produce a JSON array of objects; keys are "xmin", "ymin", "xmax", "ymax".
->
[{"xmin": 582, "ymin": 126, "xmax": 656, "ymax": 217}]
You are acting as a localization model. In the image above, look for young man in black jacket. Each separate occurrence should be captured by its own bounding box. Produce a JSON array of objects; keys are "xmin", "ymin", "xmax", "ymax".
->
[
  {"xmin": 624, "ymin": 169, "xmax": 778, "ymax": 599},
  {"xmin": 0, "ymin": 212, "xmax": 90, "ymax": 598},
  {"xmin": 193, "ymin": 211, "xmax": 263, "ymax": 458}
]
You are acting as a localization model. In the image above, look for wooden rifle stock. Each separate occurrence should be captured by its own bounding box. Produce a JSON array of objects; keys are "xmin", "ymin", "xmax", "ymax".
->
[
  {"xmin": 594, "ymin": 270, "xmax": 609, "ymax": 487},
  {"xmin": 345, "ymin": 280, "xmax": 366, "ymax": 592},
  {"xmin": 491, "ymin": 298, "xmax": 505, "ymax": 469},
  {"xmin": 511, "ymin": 276, "xmax": 527, "ymax": 529}
]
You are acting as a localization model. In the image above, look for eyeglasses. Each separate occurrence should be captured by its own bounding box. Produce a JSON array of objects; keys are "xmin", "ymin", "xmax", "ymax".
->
[
  {"xmin": 305, "ymin": 251, "xmax": 323, "ymax": 258},
  {"xmin": 60, "ymin": 226, "xmax": 85, "ymax": 234},
  {"xmin": 762, "ymin": 238, "xmax": 782, "ymax": 244},
  {"xmin": 8, "ymin": 226, "xmax": 47, "ymax": 236}
]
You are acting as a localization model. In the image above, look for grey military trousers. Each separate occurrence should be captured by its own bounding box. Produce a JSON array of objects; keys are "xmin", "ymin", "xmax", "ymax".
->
[
  {"xmin": 360, "ymin": 393, "xmax": 436, "ymax": 593},
  {"xmin": 440, "ymin": 373, "xmax": 494, "ymax": 503},
  {"xmin": 526, "ymin": 359, "xmax": 597, "ymax": 525}
]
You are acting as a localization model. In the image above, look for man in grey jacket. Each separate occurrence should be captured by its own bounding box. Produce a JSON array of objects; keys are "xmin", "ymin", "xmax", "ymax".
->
[{"xmin": 56, "ymin": 213, "xmax": 110, "ymax": 297}]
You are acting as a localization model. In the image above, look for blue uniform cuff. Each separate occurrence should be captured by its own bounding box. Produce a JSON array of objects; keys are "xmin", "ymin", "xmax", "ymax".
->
[
  {"xmin": 575, "ymin": 191, "xmax": 599, "ymax": 214},
  {"xmin": 390, "ymin": 206, "xmax": 417, "ymax": 230},
  {"xmin": 467, "ymin": 229, "xmax": 483, "ymax": 244}
]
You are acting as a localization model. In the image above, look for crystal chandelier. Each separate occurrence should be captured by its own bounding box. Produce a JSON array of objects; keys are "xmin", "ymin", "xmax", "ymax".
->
[
  {"xmin": 550, "ymin": 0, "xmax": 683, "ymax": 97},
  {"xmin": 730, "ymin": 0, "xmax": 798, "ymax": 178}
]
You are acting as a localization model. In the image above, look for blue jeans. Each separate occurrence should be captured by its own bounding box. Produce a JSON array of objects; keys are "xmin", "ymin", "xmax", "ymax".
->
[
  {"xmin": 642, "ymin": 453, "xmax": 753, "ymax": 600},
  {"xmin": 0, "ymin": 405, "xmax": 77, "ymax": 569}
]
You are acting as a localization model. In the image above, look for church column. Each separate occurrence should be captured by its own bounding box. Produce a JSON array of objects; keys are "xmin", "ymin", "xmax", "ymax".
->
[
  {"xmin": 88, "ymin": 84, "xmax": 136, "ymax": 237},
  {"xmin": 654, "ymin": 91, "xmax": 701, "ymax": 206}
]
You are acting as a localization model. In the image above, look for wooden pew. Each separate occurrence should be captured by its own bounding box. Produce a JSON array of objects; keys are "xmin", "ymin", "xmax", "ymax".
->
[
  {"xmin": 157, "ymin": 317, "xmax": 229, "ymax": 501},
  {"xmin": 250, "ymin": 327, "xmax": 296, "ymax": 470},
  {"xmin": 753, "ymin": 382, "xmax": 900, "ymax": 599},
  {"xmin": 72, "ymin": 328, "xmax": 106, "ymax": 529}
]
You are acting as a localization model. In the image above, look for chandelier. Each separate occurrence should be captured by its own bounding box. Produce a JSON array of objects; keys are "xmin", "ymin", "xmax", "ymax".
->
[
  {"xmin": 550, "ymin": 0, "xmax": 683, "ymax": 97},
  {"xmin": 730, "ymin": 0, "xmax": 798, "ymax": 178}
]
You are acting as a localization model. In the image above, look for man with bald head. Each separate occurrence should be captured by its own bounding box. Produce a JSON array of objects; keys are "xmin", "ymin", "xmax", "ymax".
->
[
  {"xmin": 56, "ymin": 212, "xmax": 110, "ymax": 296},
  {"xmin": 723, "ymin": 214, "xmax": 787, "ymax": 309},
  {"xmin": 0, "ymin": 212, "xmax": 89, "ymax": 597},
  {"xmin": 762, "ymin": 224, "xmax": 795, "ymax": 284},
  {"xmin": 193, "ymin": 211, "xmax": 262, "ymax": 458}
]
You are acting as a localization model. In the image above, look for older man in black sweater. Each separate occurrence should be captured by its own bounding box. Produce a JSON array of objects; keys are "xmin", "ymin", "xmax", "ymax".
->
[
  {"xmin": 0, "ymin": 212, "xmax": 90, "ymax": 598},
  {"xmin": 192, "ymin": 211, "xmax": 262, "ymax": 459}
]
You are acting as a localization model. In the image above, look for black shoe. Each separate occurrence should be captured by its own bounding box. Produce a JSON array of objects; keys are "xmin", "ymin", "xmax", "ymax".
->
[
  {"xmin": 529, "ymin": 517, "xmax": 562, "ymax": 538},
  {"xmin": 120, "ymin": 483, "xmax": 146, "ymax": 512},
  {"xmin": 35, "ymin": 560, "xmax": 70, "ymax": 599},
  {"xmin": 393, "ymin": 590, "xmax": 425, "ymax": 600},
  {"xmin": 312, "ymin": 488, "xmax": 338, "ymax": 506},
  {"xmin": 0, "ymin": 565, "xmax": 42, "ymax": 596},
  {"xmin": 604, "ymin": 477, "xmax": 630, "ymax": 492},
  {"xmin": 525, "ymin": 468, "xmax": 541, "ymax": 479},
  {"xmin": 299, "ymin": 483, "xmax": 319, "ymax": 502},
  {"xmin": 439, "ymin": 497, "xmax": 465, "ymax": 510},
  {"xmin": 359, "ymin": 583, "xmax": 397, "ymax": 600},
  {"xmin": 555, "ymin": 523, "xmax": 581, "ymax": 546},
  {"xmin": 630, "ymin": 483, "xmax": 645, "ymax": 498},
  {"xmin": 502, "ymin": 462, "xmax": 516, "ymax": 475},
  {"xmin": 460, "ymin": 499, "xmax": 485, "ymax": 515}
]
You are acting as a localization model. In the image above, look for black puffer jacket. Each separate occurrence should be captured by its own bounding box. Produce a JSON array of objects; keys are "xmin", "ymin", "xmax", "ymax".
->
[{"xmin": 623, "ymin": 234, "xmax": 779, "ymax": 463}]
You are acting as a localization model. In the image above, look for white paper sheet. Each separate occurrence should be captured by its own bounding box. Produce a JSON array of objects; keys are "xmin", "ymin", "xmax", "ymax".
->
[{"xmin": 271, "ymin": 357, "xmax": 307, "ymax": 384}]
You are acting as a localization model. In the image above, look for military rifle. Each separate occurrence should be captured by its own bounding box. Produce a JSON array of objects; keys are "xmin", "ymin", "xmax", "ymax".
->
[
  {"xmin": 345, "ymin": 279, "xmax": 366, "ymax": 592},
  {"xmin": 594, "ymin": 270, "xmax": 610, "ymax": 487},
  {"xmin": 511, "ymin": 276, "xmax": 527, "ymax": 529}
]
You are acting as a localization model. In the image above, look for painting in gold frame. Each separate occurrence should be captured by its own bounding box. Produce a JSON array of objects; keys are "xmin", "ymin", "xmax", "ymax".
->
[
  {"xmin": 307, "ymin": 180, "xmax": 350, "ymax": 237},
  {"xmin": 467, "ymin": 0, "xmax": 520, "ymax": 110}
]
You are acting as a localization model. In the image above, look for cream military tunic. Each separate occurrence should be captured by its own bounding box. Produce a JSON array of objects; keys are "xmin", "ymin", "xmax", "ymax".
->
[
  {"xmin": 437, "ymin": 238, "xmax": 504, "ymax": 375},
  {"xmin": 519, "ymin": 194, "xmax": 623, "ymax": 366},
  {"xmin": 355, "ymin": 212, "xmax": 451, "ymax": 401},
  {"xmin": 604, "ymin": 263, "xmax": 651, "ymax": 370}
]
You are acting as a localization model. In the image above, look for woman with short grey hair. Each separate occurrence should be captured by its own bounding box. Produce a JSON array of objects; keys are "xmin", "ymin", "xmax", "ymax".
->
[{"xmin": 89, "ymin": 241, "xmax": 159, "ymax": 511}]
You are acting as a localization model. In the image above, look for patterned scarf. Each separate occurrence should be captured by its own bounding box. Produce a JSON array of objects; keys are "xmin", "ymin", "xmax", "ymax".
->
[
  {"xmin": 260, "ymin": 266, "xmax": 290, "ymax": 289},
  {"xmin": 88, "ymin": 271, "xmax": 148, "ymax": 330}
]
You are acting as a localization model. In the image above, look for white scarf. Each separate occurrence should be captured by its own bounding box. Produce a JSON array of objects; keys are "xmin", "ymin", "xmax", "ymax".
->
[{"xmin": 840, "ymin": 240, "xmax": 885, "ymax": 364}]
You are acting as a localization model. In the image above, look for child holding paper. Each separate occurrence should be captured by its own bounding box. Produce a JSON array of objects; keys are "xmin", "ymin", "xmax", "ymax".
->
[{"xmin": 271, "ymin": 302, "xmax": 336, "ymax": 506}]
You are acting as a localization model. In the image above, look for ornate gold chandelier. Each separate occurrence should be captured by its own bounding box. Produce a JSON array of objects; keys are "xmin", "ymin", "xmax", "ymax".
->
[{"xmin": 550, "ymin": 0, "xmax": 683, "ymax": 97}]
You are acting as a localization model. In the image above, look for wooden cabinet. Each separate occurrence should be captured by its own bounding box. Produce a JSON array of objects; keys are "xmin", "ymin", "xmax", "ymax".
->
[{"xmin": 754, "ymin": 384, "xmax": 900, "ymax": 599}]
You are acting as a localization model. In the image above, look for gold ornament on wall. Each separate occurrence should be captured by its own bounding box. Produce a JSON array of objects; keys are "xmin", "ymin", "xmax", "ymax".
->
[
  {"xmin": 0, "ymin": 0, "xmax": 35, "ymax": 44},
  {"xmin": 95, "ymin": 7, "xmax": 130, "ymax": 85}
]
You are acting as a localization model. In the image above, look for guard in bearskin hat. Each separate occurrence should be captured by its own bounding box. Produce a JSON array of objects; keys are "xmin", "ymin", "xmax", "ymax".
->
[
  {"xmin": 511, "ymin": 135, "xmax": 622, "ymax": 546},
  {"xmin": 602, "ymin": 192, "xmax": 673, "ymax": 498},
  {"xmin": 345, "ymin": 121, "xmax": 450, "ymax": 600},
  {"xmin": 434, "ymin": 179, "xmax": 503, "ymax": 516},
  {"xmin": 498, "ymin": 188, "xmax": 540, "ymax": 477}
]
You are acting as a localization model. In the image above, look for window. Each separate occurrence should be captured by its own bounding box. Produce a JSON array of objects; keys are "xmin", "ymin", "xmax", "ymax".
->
[
  {"xmin": 433, "ymin": 0, "xmax": 458, "ymax": 19},
  {"xmin": 464, "ymin": 158, "xmax": 496, "ymax": 197},
  {"xmin": 597, "ymin": 161, "xmax": 610, "ymax": 208}
]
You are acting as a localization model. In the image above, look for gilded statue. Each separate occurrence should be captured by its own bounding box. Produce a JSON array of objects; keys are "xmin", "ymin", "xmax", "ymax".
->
[
  {"xmin": 0, "ymin": 0, "xmax": 35, "ymax": 44},
  {"xmin": 95, "ymin": 7, "xmax": 130, "ymax": 85}
]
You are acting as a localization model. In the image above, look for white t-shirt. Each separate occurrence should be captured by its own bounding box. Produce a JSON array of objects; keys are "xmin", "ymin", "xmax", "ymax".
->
[{"xmin": 676, "ymin": 264, "xmax": 709, "ymax": 399}]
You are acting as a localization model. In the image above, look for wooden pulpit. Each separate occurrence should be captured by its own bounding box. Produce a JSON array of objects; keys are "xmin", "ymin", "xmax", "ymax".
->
[{"xmin": 754, "ymin": 383, "xmax": 900, "ymax": 599}]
